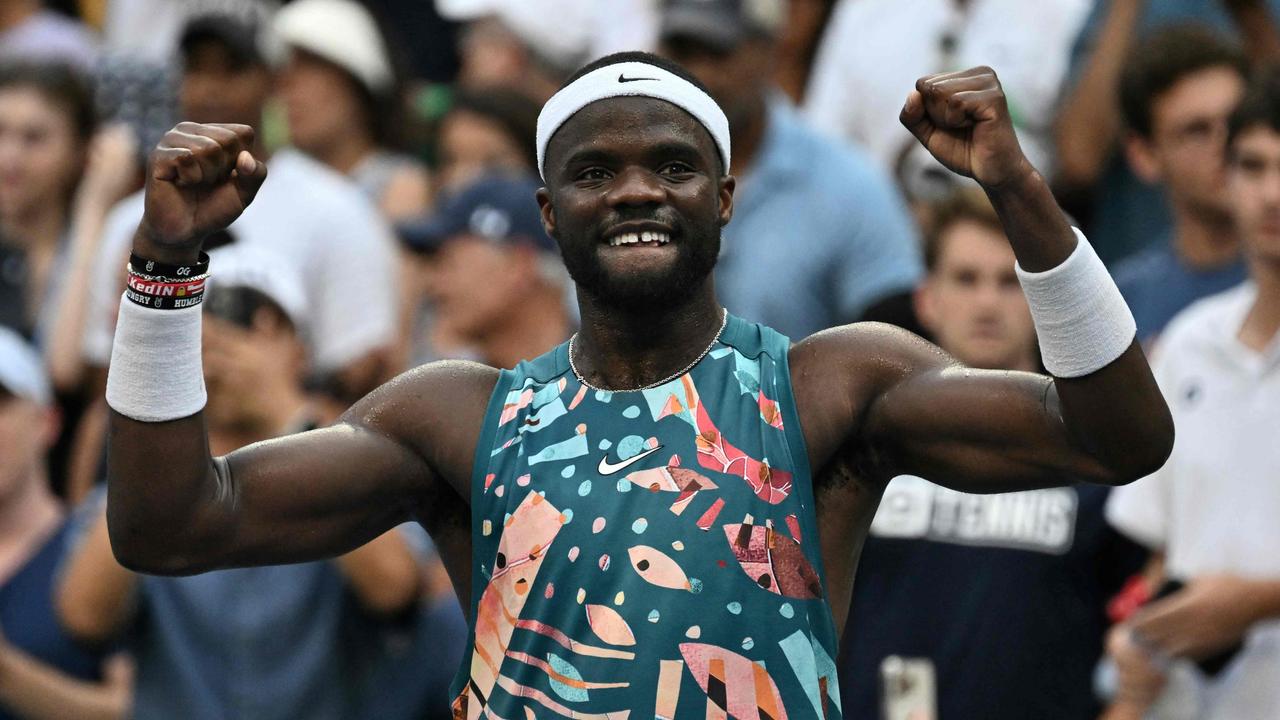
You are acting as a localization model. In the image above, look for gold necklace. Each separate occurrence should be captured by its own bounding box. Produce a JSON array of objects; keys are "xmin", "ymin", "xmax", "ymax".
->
[{"xmin": 568, "ymin": 309, "xmax": 729, "ymax": 392}]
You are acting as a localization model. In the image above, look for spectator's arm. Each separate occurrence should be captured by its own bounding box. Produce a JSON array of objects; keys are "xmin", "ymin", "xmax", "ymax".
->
[
  {"xmin": 44, "ymin": 127, "xmax": 140, "ymax": 392},
  {"xmin": 56, "ymin": 511, "xmax": 138, "ymax": 645},
  {"xmin": 335, "ymin": 528, "xmax": 423, "ymax": 617},
  {"xmin": 1224, "ymin": 0, "xmax": 1280, "ymax": 63},
  {"xmin": 0, "ymin": 643, "xmax": 131, "ymax": 720},
  {"xmin": 1053, "ymin": 0, "xmax": 1145, "ymax": 188}
]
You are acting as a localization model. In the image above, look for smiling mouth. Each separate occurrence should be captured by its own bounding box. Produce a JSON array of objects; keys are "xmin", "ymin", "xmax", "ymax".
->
[{"xmin": 607, "ymin": 231, "xmax": 671, "ymax": 247}]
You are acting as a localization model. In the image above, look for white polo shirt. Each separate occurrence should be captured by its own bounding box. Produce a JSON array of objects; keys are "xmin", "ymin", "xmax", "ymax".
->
[
  {"xmin": 1107, "ymin": 282, "xmax": 1280, "ymax": 718},
  {"xmin": 85, "ymin": 149, "xmax": 398, "ymax": 375},
  {"xmin": 803, "ymin": 0, "xmax": 1090, "ymax": 181}
]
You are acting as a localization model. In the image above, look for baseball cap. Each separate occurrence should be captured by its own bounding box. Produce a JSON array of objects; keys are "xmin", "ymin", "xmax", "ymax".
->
[
  {"xmin": 400, "ymin": 174, "xmax": 553, "ymax": 254},
  {"xmin": 659, "ymin": 0, "xmax": 786, "ymax": 51},
  {"xmin": 274, "ymin": 0, "xmax": 395, "ymax": 95},
  {"xmin": 179, "ymin": 3, "xmax": 283, "ymax": 69},
  {"xmin": 436, "ymin": 0, "xmax": 594, "ymax": 72},
  {"xmin": 0, "ymin": 328, "xmax": 52, "ymax": 407}
]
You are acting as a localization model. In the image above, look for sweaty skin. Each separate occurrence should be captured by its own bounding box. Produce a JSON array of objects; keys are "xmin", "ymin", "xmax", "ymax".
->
[{"xmin": 106, "ymin": 69, "xmax": 1174, "ymax": 636}]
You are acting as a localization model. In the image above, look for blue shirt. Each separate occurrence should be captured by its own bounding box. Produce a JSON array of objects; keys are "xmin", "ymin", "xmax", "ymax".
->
[
  {"xmin": 129, "ymin": 564, "xmax": 369, "ymax": 720},
  {"xmin": 840, "ymin": 482, "xmax": 1147, "ymax": 720},
  {"xmin": 1065, "ymin": 0, "xmax": 1280, "ymax": 264},
  {"xmin": 1113, "ymin": 242, "xmax": 1248, "ymax": 345},
  {"xmin": 0, "ymin": 520, "xmax": 107, "ymax": 720},
  {"xmin": 716, "ymin": 98, "xmax": 922, "ymax": 340}
]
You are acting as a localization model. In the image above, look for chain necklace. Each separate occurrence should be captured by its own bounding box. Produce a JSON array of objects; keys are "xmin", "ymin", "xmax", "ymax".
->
[{"xmin": 568, "ymin": 309, "xmax": 729, "ymax": 392}]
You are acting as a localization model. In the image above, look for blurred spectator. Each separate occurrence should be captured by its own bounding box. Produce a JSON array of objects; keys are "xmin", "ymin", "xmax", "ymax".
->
[
  {"xmin": 838, "ymin": 189, "xmax": 1147, "ymax": 720},
  {"xmin": 0, "ymin": 0, "xmax": 97, "ymax": 68},
  {"xmin": 58, "ymin": 250, "xmax": 422, "ymax": 720},
  {"xmin": 435, "ymin": 87, "xmax": 539, "ymax": 192},
  {"xmin": 0, "ymin": 62, "xmax": 97, "ymax": 341},
  {"xmin": 658, "ymin": 0, "xmax": 923, "ymax": 339},
  {"xmin": 774, "ymin": 0, "xmax": 839, "ymax": 103},
  {"xmin": 98, "ymin": 0, "xmax": 277, "ymax": 65},
  {"xmin": 0, "ymin": 328, "xmax": 131, "ymax": 720},
  {"xmin": 804, "ymin": 0, "xmax": 1090, "ymax": 202},
  {"xmin": 1055, "ymin": 0, "xmax": 1280, "ymax": 265},
  {"xmin": 83, "ymin": 8, "xmax": 400, "ymax": 404},
  {"xmin": 402, "ymin": 173, "xmax": 571, "ymax": 369},
  {"xmin": 437, "ymin": 0, "xmax": 594, "ymax": 101},
  {"xmin": 275, "ymin": 0, "xmax": 432, "ymax": 222},
  {"xmin": 1102, "ymin": 66, "xmax": 1280, "ymax": 720},
  {"xmin": 1111, "ymin": 26, "xmax": 1249, "ymax": 347}
]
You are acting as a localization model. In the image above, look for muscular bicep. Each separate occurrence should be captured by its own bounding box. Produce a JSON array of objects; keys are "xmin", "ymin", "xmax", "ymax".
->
[
  {"xmin": 112, "ymin": 361, "xmax": 497, "ymax": 573},
  {"xmin": 794, "ymin": 324, "xmax": 1111, "ymax": 495}
]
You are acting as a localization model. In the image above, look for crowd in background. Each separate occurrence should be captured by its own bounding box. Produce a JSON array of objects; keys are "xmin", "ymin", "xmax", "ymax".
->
[{"xmin": 1, "ymin": 0, "xmax": 1278, "ymax": 718}]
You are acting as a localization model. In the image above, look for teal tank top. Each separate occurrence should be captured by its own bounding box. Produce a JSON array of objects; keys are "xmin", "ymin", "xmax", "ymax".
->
[{"xmin": 451, "ymin": 314, "xmax": 842, "ymax": 719}]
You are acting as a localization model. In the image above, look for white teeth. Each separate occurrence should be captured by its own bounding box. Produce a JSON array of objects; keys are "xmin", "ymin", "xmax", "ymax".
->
[{"xmin": 608, "ymin": 231, "xmax": 670, "ymax": 246}]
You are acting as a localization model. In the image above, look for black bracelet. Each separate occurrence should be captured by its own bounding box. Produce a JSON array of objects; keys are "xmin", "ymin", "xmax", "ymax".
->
[
  {"xmin": 124, "ymin": 287, "xmax": 206, "ymax": 310},
  {"xmin": 128, "ymin": 251, "xmax": 210, "ymax": 281}
]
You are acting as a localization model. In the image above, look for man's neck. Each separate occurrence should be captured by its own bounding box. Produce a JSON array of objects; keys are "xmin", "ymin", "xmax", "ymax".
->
[
  {"xmin": 1172, "ymin": 206, "xmax": 1240, "ymax": 270},
  {"xmin": 0, "ymin": 471, "xmax": 61, "ymax": 559},
  {"xmin": 309, "ymin": 133, "xmax": 375, "ymax": 176},
  {"xmin": 480, "ymin": 288, "xmax": 571, "ymax": 370},
  {"xmin": 2, "ymin": 203, "xmax": 68, "ymax": 251},
  {"xmin": 572, "ymin": 281, "xmax": 724, "ymax": 390},
  {"xmin": 728, "ymin": 96, "xmax": 770, "ymax": 177},
  {"xmin": 0, "ymin": 1, "xmax": 40, "ymax": 32},
  {"xmin": 1240, "ymin": 258, "xmax": 1280, "ymax": 352}
]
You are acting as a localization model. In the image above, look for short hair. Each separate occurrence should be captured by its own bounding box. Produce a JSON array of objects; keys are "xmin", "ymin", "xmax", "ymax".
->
[
  {"xmin": 446, "ymin": 87, "xmax": 542, "ymax": 172},
  {"xmin": 0, "ymin": 61, "xmax": 96, "ymax": 143},
  {"xmin": 1228, "ymin": 63, "xmax": 1280, "ymax": 149},
  {"xmin": 922, "ymin": 187, "xmax": 1003, "ymax": 271},
  {"xmin": 561, "ymin": 51, "xmax": 713, "ymax": 96},
  {"xmin": 1120, "ymin": 24, "xmax": 1248, "ymax": 138}
]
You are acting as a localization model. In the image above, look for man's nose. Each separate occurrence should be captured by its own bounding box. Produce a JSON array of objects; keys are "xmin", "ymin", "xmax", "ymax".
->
[{"xmin": 605, "ymin": 167, "xmax": 665, "ymax": 207}]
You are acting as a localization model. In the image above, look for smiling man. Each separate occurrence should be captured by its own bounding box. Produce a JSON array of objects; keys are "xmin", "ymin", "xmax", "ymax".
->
[{"xmin": 102, "ymin": 52, "xmax": 1172, "ymax": 717}]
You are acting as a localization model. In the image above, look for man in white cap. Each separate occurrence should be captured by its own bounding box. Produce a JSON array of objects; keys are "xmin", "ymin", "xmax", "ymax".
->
[
  {"xmin": 102, "ymin": 51, "xmax": 1172, "ymax": 717},
  {"xmin": 0, "ymin": 328, "xmax": 131, "ymax": 720}
]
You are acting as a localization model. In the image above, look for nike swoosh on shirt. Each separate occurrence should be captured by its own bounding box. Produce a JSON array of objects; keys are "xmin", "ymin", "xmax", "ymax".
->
[
  {"xmin": 618, "ymin": 73, "xmax": 659, "ymax": 83},
  {"xmin": 597, "ymin": 444, "xmax": 664, "ymax": 475}
]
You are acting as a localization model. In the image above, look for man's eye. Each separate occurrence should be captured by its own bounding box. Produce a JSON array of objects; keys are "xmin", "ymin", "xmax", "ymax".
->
[
  {"xmin": 576, "ymin": 168, "xmax": 611, "ymax": 182},
  {"xmin": 660, "ymin": 162, "xmax": 695, "ymax": 176}
]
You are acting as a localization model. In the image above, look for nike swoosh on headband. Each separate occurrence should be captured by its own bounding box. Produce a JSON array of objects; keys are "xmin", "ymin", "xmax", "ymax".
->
[
  {"xmin": 597, "ymin": 444, "xmax": 663, "ymax": 475},
  {"xmin": 618, "ymin": 73, "xmax": 659, "ymax": 83}
]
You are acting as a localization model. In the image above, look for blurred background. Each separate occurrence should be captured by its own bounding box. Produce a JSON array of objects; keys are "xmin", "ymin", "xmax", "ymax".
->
[{"xmin": 2, "ymin": 0, "xmax": 1277, "ymax": 718}]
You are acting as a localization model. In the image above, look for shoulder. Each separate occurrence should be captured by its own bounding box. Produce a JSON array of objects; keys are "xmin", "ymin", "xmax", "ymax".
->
[
  {"xmin": 343, "ymin": 360, "xmax": 502, "ymax": 494},
  {"xmin": 1154, "ymin": 282, "xmax": 1254, "ymax": 359},
  {"xmin": 1112, "ymin": 246, "xmax": 1173, "ymax": 287},
  {"xmin": 268, "ymin": 150, "xmax": 382, "ymax": 214},
  {"xmin": 790, "ymin": 323, "xmax": 950, "ymax": 459}
]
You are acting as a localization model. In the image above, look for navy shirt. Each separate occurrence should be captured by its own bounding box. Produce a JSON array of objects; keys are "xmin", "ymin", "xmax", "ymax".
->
[
  {"xmin": 839, "ymin": 480, "xmax": 1146, "ymax": 720},
  {"xmin": 1113, "ymin": 243, "xmax": 1248, "ymax": 346},
  {"xmin": 0, "ymin": 520, "xmax": 107, "ymax": 720}
]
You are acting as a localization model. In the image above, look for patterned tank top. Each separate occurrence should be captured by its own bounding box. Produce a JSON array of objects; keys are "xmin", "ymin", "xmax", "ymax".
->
[{"xmin": 451, "ymin": 314, "xmax": 842, "ymax": 719}]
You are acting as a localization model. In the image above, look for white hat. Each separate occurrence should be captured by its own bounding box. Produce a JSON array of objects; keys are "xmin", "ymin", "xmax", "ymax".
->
[
  {"xmin": 206, "ymin": 246, "xmax": 309, "ymax": 331},
  {"xmin": 274, "ymin": 0, "xmax": 394, "ymax": 95},
  {"xmin": 436, "ymin": 0, "xmax": 594, "ymax": 71},
  {"xmin": 0, "ymin": 328, "xmax": 52, "ymax": 407}
]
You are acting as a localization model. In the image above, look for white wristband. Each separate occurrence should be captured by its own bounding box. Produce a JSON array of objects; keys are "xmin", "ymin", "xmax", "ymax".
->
[
  {"xmin": 105, "ymin": 297, "xmax": 206, "ymax": 422},
  {"xmin": 1016, "ymin": 228, "xmax": 1137, "ymax": 378}
]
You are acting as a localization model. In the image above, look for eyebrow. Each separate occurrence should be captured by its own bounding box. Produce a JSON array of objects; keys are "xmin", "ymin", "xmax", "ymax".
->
[{"xmin": 561, "ymin": 139, "xmax": 710, "ymax": 169}]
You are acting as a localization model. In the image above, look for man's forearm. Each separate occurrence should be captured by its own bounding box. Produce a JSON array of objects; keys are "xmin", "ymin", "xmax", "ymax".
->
[
  {"xmin": 983, "ymin": 167, "xmax": 1077, "ymax": 271},
  {"xmin": 1240, "ymin": 578, "xmax": 1280, "ymax": 624},
  {"xmin": 0, "ymin": 648, "xmax": 130, "ymax": 720}
]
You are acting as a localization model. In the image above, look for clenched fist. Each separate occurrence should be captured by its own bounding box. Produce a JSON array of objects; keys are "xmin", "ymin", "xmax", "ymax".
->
[
  {"xmin": 900, "ymin": 67, "xmax": 1033, "ymax": 189},
  {"xmin": 136, "ymin": 122, "xmax": 268, "ymax": 264}
]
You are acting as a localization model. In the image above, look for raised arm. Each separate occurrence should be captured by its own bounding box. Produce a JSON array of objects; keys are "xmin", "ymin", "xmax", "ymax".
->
[
  {"xmin": 105, "ymin": 123, "xmax": 495, "ymax": 575},
  {"xmin": 796, "ymin": 68, "xmax": 1173, "ymax": 493}
]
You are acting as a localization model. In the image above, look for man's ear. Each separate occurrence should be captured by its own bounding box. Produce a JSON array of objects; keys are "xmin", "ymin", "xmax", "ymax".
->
[
  {"xmin": 1124, "ymin": 132, "xmax": 1164, "ymax": 184},
  {"xmin": 718, "ymin": 174, "xmax": 736, "ymax": 228},
  {"xmin": 536, "ymin": 187, "xmax": 558, "ymax": 239}
]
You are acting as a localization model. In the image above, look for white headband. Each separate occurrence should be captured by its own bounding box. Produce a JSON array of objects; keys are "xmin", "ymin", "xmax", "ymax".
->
[{"xmin": 535, "ymin": 61, "xmax": 732, "ymax": 180}]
